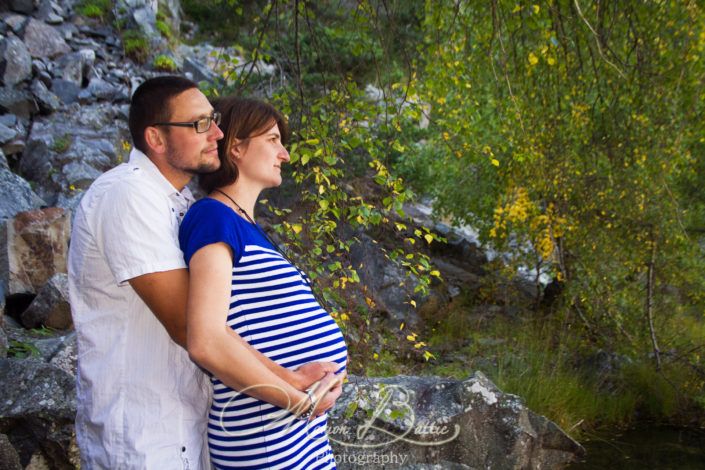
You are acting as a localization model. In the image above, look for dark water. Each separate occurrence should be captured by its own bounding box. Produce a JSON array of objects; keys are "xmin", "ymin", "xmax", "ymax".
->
[{"xmin": 568, "ymin": 426, "xmax": 705, "ymax": 469}]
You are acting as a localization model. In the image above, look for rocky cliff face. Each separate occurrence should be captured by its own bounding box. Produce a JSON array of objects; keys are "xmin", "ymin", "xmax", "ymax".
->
[{"xmin": 0, "ymin": 1, "xmax": 583, "ymax": 468}]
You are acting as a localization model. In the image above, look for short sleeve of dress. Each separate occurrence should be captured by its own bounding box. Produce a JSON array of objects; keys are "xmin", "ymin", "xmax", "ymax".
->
[{"xmin": 179, "ymin": 198, "xmax": 244, "ymax": 266}]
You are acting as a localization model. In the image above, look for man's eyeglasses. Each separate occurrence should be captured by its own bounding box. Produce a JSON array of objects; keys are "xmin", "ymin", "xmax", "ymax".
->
[{"xmin": 152, "ymin": 112, "xmax": 221, "ymax": 133}]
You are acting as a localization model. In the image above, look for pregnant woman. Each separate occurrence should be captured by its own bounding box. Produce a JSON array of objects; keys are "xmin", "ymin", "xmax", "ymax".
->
[{"xmin": 179, "ymin": 97, "xmax": 348, "ymax": 469}]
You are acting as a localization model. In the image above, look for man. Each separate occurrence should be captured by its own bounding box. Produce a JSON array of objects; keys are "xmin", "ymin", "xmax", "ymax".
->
[{"xmin": 68, "ymin": 76, "xmax": 338, "ymax": 469}]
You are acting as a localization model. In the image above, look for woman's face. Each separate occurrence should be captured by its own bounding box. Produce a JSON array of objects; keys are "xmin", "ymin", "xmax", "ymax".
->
[{"xmin": 233, "ymin": 122, "xmax": 290, "ymax": 189}]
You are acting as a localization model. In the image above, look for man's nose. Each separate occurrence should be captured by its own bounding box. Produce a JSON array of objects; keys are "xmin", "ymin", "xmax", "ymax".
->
[{"xmin": 210, "ymin": 122, "xmax": 224, "ymax": 140}]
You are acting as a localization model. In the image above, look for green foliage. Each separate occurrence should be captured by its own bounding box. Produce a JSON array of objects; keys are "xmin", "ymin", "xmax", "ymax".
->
[
  {"xmin": 50, "ymin": 135, "xmax": 71, "ymax": 153},
  {"xmin": 155, "ymin": 19, "xmax": 172, "ymax": 40},
  {"xmin": 153, "ymin": 54, "xmax": 177, "ymax": 72},
  {"xmin": 77, "ymin": 0, "xmax": 112, "ymax": 21},
  {"xmin": 391, "ymin": 1, "xmax": 705, "ymax": 360},
  {"xmin": 187, "ymin": 0, "xmax": 705, "ymax": 427},
  {"xmin": 8, "ymin": 340, "xmax": 40, "ymax": 359},
  {"xmin": 122, "ymin": 30, "xmax": 149, "ymax": 63}
]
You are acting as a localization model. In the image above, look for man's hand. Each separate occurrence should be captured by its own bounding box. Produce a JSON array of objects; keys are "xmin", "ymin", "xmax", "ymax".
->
[{"xmin": 291, "ymin": 362, "xmax": 340, "ymax": 391}]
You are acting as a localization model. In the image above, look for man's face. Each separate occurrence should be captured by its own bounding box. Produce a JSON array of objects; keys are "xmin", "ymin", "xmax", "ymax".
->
[{"xmin": 161, "ymin": 88, "xmax": 223, "ymax": 175}]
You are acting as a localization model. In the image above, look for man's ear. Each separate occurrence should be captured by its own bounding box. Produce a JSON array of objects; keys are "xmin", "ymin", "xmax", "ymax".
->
[{"xmin": 145, "ymin": 127, "xmax": 166, "ymax": 154}]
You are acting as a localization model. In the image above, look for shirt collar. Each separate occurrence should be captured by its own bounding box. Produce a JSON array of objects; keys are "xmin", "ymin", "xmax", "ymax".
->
[{"xmin": 128, "ymin": 148, "xmax": 195, "ymax": 205}]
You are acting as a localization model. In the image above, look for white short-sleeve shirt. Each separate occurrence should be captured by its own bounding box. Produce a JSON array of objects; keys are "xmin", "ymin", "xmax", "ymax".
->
[{"xmin": 68, "ymin": 149, "xmax": 210, "ymax": 469}]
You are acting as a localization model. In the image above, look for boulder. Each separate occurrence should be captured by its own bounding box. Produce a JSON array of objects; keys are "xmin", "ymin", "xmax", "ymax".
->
[
  {"xmin": 30, "ymin": 79, "xmax": 61, "ymax": 114},
  {"xmin": 48, "ymin": 331, "xmax": 76, "ymax": 377},
  {"xmin": 0, "ymin": 433, "xmax": 22, "ymax": 470},
  {"xmin": 0, "ymin": 86, "xmax": 38, "ymax": 119},
  {"xmin": 328, "ymin": 373, "xmax": 585, "ymax": 469},
  {"xmin": 21, "ymin": 273, "xmax": 71, "ymax": 329},
  {"xmin": 349, "ymin": 233, "xmax": 425, "ymax": 327},
  {"xmin": 0, "ymin": 330, "xmax": 6, "ymax": 359},
  {"xmin": 0, "ymin": 358, "xmax": 78, "ymax": 468},
  {"xmin": 8, "ymin": 0, "xmax": 34, "ymax": 15},
  {"xmin": 20, "ymin": 102, "xmax": 128, "ymax": 202},
  {"xmin": 22, "ymin": 18, "xmax": 70, "ymax": 58},
  {"xmin": 0, "ymin": 121, "xmax": 16, "ymax": 143},
  {"xmin": 50, "ymin": 78, "xmax": 79, "ymax": 104},
  {"xmin": 35, "ymin": 0, "xmax": 65, "ymax": 25},
  {"xmin": 78, "ymin": 76, "xmax": 120, "ymax": 102},
  {"xmin": 0, "ymin": 207, "xmax": 70, "ymax": 296},
  {"xmin": 0, "ymin": 35, "xmax": 32, "ymax": 86},
  {"xmin": 0, "ymin": 168, "xmax": 45, "ymax": 220},
  {"xmin": 2, "ymin": 14, "xmax": 29, "ymax": 35}
]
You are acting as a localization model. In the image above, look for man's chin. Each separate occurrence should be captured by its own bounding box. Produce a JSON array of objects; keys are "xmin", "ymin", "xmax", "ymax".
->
[{"xmin": 195, "ymin": 160, "xmax": 221, "ymax": 174}]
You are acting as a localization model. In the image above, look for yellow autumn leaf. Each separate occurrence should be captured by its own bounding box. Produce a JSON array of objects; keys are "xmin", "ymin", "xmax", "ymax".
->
[
  {"xmin": 410, "ymin": 300, "xmax": 417, "ymax": 307},
  {"xmin": 291, "ymin": 224, "xmax": 303, "ymax": 234},
  {"xmin": 424, "ymin": 234, "xmax": 434, "ymax": 244},
  {"xmin": 547, "ymin": 56, "xmax": 556, "ymax": 66},
  {"xmin": 528, "ymin": 52, "xmax": 539, "ymax": 65},
  {"xmin": 491, "ymin": 158, "xmax": 500, "ymax": 167}
]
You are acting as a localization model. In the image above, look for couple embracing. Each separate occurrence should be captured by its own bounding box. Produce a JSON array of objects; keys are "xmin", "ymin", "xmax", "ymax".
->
[{"xmin": 68, "ymin": 76, "xmax": 348, "ymax": 469}]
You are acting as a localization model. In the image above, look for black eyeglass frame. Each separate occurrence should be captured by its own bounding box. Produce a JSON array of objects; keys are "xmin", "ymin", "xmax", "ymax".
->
[{"xmin": 151, "ymin": 112, "xmax": 221, "ymax": 134}]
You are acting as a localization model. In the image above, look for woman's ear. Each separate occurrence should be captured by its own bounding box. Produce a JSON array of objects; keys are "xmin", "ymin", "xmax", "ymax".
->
[
  {"xmin": 144, "ymin": 127, "xmax": 166, "ymax": 154},
  {"xmin": 230, "ymin": 138, "xmax": 243, "ymax": 160}
]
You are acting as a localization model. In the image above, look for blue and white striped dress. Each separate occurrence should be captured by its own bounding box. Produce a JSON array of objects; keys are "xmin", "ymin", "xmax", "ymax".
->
[{"xmin": 180, "ymin": 198, "xmax": 348, "ymax": 469}]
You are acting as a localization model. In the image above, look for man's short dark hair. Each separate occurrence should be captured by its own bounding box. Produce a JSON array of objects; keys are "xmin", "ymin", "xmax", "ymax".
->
[{"xmin": 128, "ymin": 76, "xmax": 198, "ymax": 154}]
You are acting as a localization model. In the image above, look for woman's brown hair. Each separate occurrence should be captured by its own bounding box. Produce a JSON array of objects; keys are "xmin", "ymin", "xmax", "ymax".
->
[{"xmin": 199, "ymin": 97, "xmax": 290, "ymax": 193}]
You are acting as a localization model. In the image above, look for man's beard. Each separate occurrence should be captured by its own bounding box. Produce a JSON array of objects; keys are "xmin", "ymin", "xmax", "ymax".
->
[{"xmin": 166, "ymin": 143, "xmax": 221, "ymax": 175}]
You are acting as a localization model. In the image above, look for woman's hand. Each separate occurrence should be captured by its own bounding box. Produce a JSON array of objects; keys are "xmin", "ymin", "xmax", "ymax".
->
[{"xmin": 309, "ymin": 371, "xmax": 347, "ymax": 418}]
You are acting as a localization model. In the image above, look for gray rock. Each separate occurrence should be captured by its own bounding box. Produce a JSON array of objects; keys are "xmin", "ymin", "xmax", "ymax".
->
[
  {"xmin": 349, "ymin": 233, "xmax": 425, "ymax": 327},
  {"xmin": 0, "ymin": 86, "xmax": 38, "ymax": 119},
  {"xmin": 36, "ymin": 0, "xmax": 64, "ymax": 24},
  {"xmin": 0, "ymin": 433, "xmax": 22, "ymax": 470},
  {"xmin": 55, "ymin": 190, "xmax": 83, "ymax": 223},
  {"xmin": 20, "ymin": 102, "xmax": 128, "ymax": 201},
  {"xmin": 21, "ymin": 273, "xmax": 70, "ymax": 329},
  {"xmin": 57, "ymin": 51, "xmax": 84, "ymax": 85},
  {"xmin": 0, "ymin": 358, "xmax": 78, "ymax": 468},
  {"xmin": 0, "ymin": 113, "xmax": 17, "ymax": 127},
  {"xmin": 0, "ymin": 122, "xmax": 16, "ymax": 143},
  {"xmin": 2, "ymin": 14, "xmax": 28, "ymax": 35},
  {"xmin": 30, "ymin": 79, "xmax": 61, "ymax": 114},
  {"xmin": 30, "ymin": 332, "xmax": 75, "ymax": 365},
  {"xmin": 79, "ymin": 76, "xmax": 119, "ymax": 102},
  {"xmin": 50, "ymin": 78, "xmax": 79, "ymax": 104},
  {"xmin": 22, "ymin": 18, "xmax": 70, "ymax": 58},
  {"xmin": 9, "ymin": 0, "xmax": 35, "ymax": 14},
  {"xmin": 0, "ymin": 207, "xmax": 69, "ymax": 296},
  {"xmin": 0, "ymin": 328, "xmax": 6, "ymax": 359},
  {"xmin": 48, "ymin": 331, "xmax": 76, "ymax": 377},
  {"xmin": 0, "ymin": 35, "xmax": 32, "ymax": 86},
  {"xmin": 132, "ymin": 6, "xmax": 157, "ymax": 37},
  {"xmin": 0, "ymin": 168, "xmax": 44, "ymax": 220},
  {"xmin": 182, "ymin": 56, "xmax": 219, "ymax": 85},
  {"xmin": 329, "ymin": 373, "xmax": 584, "ymax": 469}
]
